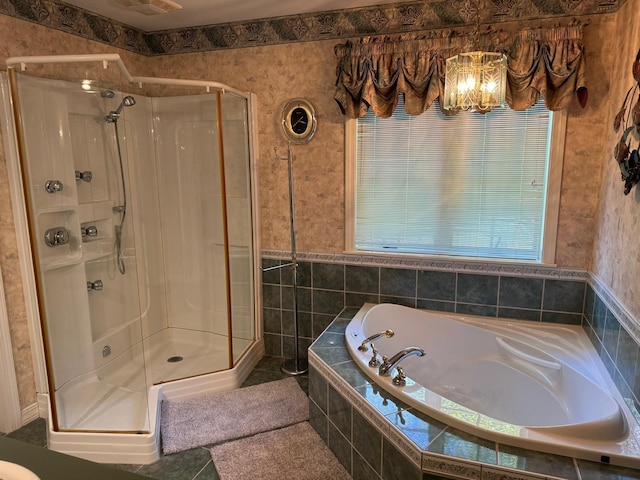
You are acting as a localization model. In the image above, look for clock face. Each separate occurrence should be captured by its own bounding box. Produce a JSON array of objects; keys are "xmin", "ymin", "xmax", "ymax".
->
[
  {"xmin": 281, "ymin": 99, "xmax": 316, "ymax": 144},
  {"xmin": 290, "ymin": 107, "xmax": 309, "ymax": 135}
]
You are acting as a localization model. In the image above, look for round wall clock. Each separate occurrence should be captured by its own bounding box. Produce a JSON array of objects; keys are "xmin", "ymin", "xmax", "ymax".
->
[{"xmin": 281, "ymin": 98, "xmax": 317, "ymax": 144}]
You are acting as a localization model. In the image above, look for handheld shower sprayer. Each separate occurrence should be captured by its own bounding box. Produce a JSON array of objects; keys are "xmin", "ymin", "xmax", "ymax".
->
[
  {"xmin": 105, "ymin": 95, "xmax": 136, "ymax": 123},
  {"xmin": 104, "ymin": 94, "xmax": 136, "ymax": 274}
]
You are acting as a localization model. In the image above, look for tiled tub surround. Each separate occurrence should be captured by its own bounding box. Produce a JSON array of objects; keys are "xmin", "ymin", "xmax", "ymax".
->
[
  {"xmin": 345, "ymin": 303, "xmax": 640, "ymax": 467},
  {"xmin": 261, "ymin": 253, "xmax": 588, "ymax": 360},
  {"xmin": 583, "ymin": 276, "xmax": 640, "ymax": 429},
  {"xmin": 262, "ymin": 253, "xmax": 640, "ymax": 412},
  {"xmin": 309, "ymin": 311, "xmax": 640, "ymax": 480}
]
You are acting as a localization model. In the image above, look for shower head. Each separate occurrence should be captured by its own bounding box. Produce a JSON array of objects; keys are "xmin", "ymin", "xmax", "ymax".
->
[
  {"xmin": 105, "ymin": 95, "xmax": 136, "ymax": 122},
  {"xmin": 122, "ymin": 96, "xmax": 137, "ymax": 108}
]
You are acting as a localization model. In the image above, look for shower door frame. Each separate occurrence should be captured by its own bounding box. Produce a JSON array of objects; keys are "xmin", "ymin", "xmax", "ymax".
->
[{"xmin": 0, "ymin": 54, "xmax": 263, "ymax": 435}]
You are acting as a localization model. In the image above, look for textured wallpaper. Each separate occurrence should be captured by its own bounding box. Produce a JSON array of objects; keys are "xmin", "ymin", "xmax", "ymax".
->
[
  {"xmin": 591, "ymin": 0, "xmax": 640, "ymax": 323},
  {"xmin": 0, "ymin": 4, "xmax": 627, "ymax": 411}
]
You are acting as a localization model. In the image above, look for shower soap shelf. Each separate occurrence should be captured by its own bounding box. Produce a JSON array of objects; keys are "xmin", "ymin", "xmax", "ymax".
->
[{"xmin": 40, "ymin": 254, "xmax": 83, "ymax": 272}]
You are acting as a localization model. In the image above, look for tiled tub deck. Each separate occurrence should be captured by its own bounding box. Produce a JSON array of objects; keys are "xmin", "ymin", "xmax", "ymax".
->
[{"xmin": 308, "ymin": 309, "xmax": 640, "ymax": 480}]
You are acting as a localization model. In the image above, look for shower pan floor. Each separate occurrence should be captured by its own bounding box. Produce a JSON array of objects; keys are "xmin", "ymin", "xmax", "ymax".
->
[
  {"xmin": 144, "ymin": 327, "xmax": 240, "ymax": 384},
  {"xmin": 56, "ymin": 375, "xmax": 149, "ymax": 432},
  {"xmin": 55, "ymin": 328, "xmax": 253, "ymax": 432}
]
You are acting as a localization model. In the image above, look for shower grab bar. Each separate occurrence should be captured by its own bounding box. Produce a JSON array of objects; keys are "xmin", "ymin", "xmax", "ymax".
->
[{"xmin": 496, "ymin": 337, "xmax": 561, "ymax": 370}]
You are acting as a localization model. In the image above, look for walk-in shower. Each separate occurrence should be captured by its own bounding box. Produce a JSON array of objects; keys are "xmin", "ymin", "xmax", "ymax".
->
[{"xmin": 0, "ymin": 54, "xmax": 263, "ymax": 463}]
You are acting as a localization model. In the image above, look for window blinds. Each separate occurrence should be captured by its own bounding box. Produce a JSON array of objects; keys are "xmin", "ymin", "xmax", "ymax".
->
[{"xmin": 354, "ymin": 99, "xmax": 552, "ymax": 261}]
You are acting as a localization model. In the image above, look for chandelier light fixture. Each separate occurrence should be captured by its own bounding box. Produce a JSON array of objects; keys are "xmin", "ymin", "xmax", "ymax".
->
[{"xmin": 443, "ymin": 1, "xmax": 507, "ymax": 112}]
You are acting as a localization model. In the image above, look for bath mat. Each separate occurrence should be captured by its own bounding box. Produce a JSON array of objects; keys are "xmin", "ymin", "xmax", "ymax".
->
[
  {"xmin": 210, "ymin": 422, "xmax": 351, "ymax": 480},
  {"xmin": 160, "ymin": 377, "xmax": 308, "ymax": 454}
]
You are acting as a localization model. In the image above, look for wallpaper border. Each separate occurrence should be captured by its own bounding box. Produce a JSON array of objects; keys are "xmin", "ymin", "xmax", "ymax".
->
[{"xmin": 0, "ymin": 0, "xmax": 627, "ymax": 56}]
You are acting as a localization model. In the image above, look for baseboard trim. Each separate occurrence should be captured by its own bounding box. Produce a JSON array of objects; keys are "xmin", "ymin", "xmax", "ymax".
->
[{"xmin": 21, "ymin": 402, "xmax": 40, "ymax": 426}]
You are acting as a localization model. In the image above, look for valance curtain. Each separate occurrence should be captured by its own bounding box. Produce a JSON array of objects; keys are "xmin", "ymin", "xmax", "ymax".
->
[{"xmin": 334, "ymin": 24, "xmax": 587, "ymax": 118}]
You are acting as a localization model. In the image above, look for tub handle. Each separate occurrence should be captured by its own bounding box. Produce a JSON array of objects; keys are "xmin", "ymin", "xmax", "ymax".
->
[{"xmin": 496, "ymin": 337, "xmax": 561, "ymax": 370}]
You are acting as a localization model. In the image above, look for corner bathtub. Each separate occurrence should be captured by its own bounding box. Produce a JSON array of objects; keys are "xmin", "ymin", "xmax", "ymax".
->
[{"xmin": 345, "ymin": 303, "xmax": 640, "ymax": 467}]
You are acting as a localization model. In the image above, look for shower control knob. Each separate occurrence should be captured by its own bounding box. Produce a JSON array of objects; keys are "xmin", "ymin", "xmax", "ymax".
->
[
  {"xmin": 44, "ymin": 227, "xmax": 70, "ymax": 247},
  {"xmin": 87, "ymin": 280, "xmax": 103, "ymax": 291},
  {"xmin": 44, "ymin": 180, "xmax": 63, "ymax": 193},
  {"xmin": 81, "ymin": 225, "xmax": 98, "ymax": 238},
  {"xmin": 75, "ymin": 170, "xmax": 93, "ymax": 182}
]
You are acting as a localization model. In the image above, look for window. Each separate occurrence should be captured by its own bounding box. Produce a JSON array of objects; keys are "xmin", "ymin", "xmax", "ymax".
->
[{"xmin": 345, "ymin": 98, "xmax": 566, "ymax": 263}]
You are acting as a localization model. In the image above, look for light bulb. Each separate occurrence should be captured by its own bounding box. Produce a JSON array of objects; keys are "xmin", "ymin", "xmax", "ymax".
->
[{"xmin": 484, "ymin": 80, "xmax": 497, "ymax": 93}]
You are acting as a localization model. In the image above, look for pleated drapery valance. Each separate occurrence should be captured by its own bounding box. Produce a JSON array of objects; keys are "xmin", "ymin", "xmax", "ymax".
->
[{"xmin": 334, "ymin": 24, "xmax": 588, "ymax": 118}]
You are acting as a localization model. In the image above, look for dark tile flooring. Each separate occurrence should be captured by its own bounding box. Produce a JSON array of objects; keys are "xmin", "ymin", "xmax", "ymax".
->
[{"xmin": 1, "ymin": 356, "xmax": 308, "ymax": 480}]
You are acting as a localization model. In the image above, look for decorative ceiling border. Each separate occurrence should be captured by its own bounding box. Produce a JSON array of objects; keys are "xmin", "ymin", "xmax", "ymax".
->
[{"xmin": 0, "ymin": 0, "xmax": 626, "ymax": 56}]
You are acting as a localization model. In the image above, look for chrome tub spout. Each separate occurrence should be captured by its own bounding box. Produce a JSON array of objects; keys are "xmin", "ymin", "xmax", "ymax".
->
[
  {"xmin": 357, "ymin": 329, "xmax": 394, "ymax": 352},
  {"xmin": 378, "ymin": 346, "xmax": 425, "ymax": 376}
]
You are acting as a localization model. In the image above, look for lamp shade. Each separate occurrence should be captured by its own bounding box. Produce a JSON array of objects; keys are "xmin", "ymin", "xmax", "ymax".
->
[{"xmin": 443, "ymin": 51, "xmax": 507, "ymax": 111}]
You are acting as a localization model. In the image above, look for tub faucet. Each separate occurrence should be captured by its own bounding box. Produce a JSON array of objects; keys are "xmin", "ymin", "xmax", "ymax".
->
[
  {"xmin": 378, "ymin": 346, "xmax": 425, "ymax": 378},
  {"xmin": 358, "ymin": 329, "xmax": 394, "ymax": 352}
]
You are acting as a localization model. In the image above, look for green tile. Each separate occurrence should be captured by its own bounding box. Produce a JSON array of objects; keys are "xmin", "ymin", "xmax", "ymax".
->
[
  {"xmin": 355, "ymin": 383, "xmax": 410, "ymax": 416},
  {"xmin": 577, "ymin": 459, "xmax": 640, "ymax": 480},
  {"xmin": 385, "ymin": 408, "xmax": 446, "ymax": 450},
  {"xmin": 326, "ymin": 318, "xmax": 351, "ymax": 334},
  {"xmin": 338, "ymin": 306, "xmax": 361, "ymax": 319},
  {"xmin": 332, "ymin": 360, "xmax": 370, "ymax": 387},
  {"xmin": 194, "ymin": 460, "xmax": 220, "ymax": 479},
  {"xmin": 136, "ymin": 447, "xmax": 214, "ymax": 480},
  {"xmin": 382, "ymin": 438, "xmax": 422, "ymax": 480},
  {"xmin": 353, "ymin": 409, "xmax": 382, "ymax": 474},
  {"xmin": 6, "ymin": 419, "xmax": 47, "ymax": 447},
  {"xmin": 241, "ymin": 369, "xmax": 287, "ymax": 387},
  {"xmin": 311, "ymin": 332, "xmax": 346, "ymax": 349},
  {"xmin": 498, "ymin": 445, "xmax": 578, "ymax": 480},
  {"xmin": 426, "ymin": 427, "xmax": 496, "ymax": 464},
  {"xmin": 313, "ymin": 346, "xmax": 352, "ymax": 365},
  {"xmin": 252, "ymin": 355, "xmax": 286, "ymax": 372}
]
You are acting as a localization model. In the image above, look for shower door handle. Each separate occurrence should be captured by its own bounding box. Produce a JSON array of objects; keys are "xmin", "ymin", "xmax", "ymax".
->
[{"xmin": 44, "ymin": 227, "xmax": 70, "ymax": 247}]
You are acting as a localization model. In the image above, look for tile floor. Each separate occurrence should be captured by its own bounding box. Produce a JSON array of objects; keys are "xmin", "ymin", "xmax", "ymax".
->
[{"xmin": 1, "ymin": 356, "xmax": 308, "ymax": 480}]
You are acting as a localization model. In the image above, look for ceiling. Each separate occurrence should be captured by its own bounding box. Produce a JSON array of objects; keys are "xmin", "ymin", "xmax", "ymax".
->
[{"xmin": 61, "ymin": 0, "xmax": 417, "ymax": 32}]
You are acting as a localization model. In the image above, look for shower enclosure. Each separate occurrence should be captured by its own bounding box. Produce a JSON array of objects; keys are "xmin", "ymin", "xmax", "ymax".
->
[{"xmin": 0, "ymin": 55, "xmax": 262, "ymax": 462}]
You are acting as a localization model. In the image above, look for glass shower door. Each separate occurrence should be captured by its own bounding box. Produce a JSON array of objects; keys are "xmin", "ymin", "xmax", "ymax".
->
[
  {"xmin": 149, "ymin": 93, "xmax": 232, "ymax": 382},
  {"xmin": 10, "ymin": 71, "xmax": 150, "ymax": 432},
  {"xmin": 220, "ymin": 93, "xmax": 256, "ymax": 364}
]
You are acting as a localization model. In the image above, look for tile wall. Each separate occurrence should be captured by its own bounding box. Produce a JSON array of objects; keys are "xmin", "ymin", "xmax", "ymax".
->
[
  {"xmin": 261, "ymin": 254, "xmax": 588, "ymax": 361},
  {"xmin": 262, "ymin": 252, "xmax": 640, "ymax": 413},
  {"xmin": 583, "ymin": 279, "xmax": 640, "ymax": 414}
]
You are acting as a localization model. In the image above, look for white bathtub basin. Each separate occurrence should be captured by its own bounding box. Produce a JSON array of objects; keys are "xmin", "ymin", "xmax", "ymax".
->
[
  {"xmin": 0, "ymin": 461, "xmax": 40, "ymax": 480},
  {"xmin": 345, "ymin": 303, "xmax": 640, "ymax": 466}
]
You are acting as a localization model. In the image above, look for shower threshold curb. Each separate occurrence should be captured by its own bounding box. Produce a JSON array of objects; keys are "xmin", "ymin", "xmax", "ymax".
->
[{"xmin": 40, "ymin": 340, "xmax": 264, "ymax": 464}]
